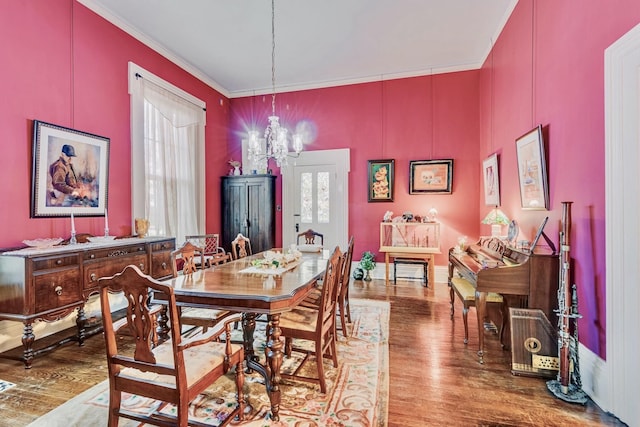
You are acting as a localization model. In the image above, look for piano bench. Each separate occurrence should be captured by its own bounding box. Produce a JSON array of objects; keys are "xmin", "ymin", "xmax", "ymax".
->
[
  {"xmin": 393, "ymin": 257, "xmax": 428, "ymax": 286},
  {"xmin": 449, "ymin": 277, "xmax": 503, "ymax": 344}
]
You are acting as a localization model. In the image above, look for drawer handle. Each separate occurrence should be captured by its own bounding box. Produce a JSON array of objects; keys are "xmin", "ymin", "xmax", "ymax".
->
[
  {"xmin": 161, "ymin": 262, "xmax": 167, "ymax": 270},
  {"xmin": 90, "ymin": 273, "xmax": 97, "ymax": 282},
  {"xmin": 138, "ymin": 247, "xmax": 145, "ymax": 252},
  {"xmin": 56, "ymin": 259, "xmax": 62, "ymax": 265},
  {"xmin": 90, "ymin": 254, "xmax": 95, "ymax": 259},
  {"xmin": 54, "ymin": 286, "xmax": 62, "ymax": 296},
  {"xmin": 139, "ymin": 263, "xmax": 145, "ymax": 270}
]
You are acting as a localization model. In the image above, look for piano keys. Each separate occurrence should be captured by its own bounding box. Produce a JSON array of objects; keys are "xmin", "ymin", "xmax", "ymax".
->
[{"xmin": 448, "ymin": 236, "xmax": 559, "ymax": 364}]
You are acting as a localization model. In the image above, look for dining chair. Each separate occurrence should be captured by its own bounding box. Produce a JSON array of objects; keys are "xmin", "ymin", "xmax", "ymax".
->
[
  {"xmin": 297, "ymin": 229, "xmax": 324, "ymax": 245},
  {"xmin": 278, "ymin": 246, "xmax": 343, "ymax": 393},
  {"xmin": 171, "ymin": 241, "xmax": 234, "ymax": 334},
  {"xmin": 300, "ymin": 237, "xmax": 354, "ymax": 337},
  {"xmin": 230, "ymin": 233, "xmax": 252, "ymax": 260},
  {"xmin": 98, "ymin": 265, "xmax": 245, "ymax": 427},
  {"xmin": 185, "ymin": 233, "xmax": 228, "ymax": 268}
]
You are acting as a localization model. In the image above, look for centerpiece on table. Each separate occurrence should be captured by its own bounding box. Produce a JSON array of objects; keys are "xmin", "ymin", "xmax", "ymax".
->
[{"xmin": 251, "ymin": 248, "xmax": 302, "ymax": 269}]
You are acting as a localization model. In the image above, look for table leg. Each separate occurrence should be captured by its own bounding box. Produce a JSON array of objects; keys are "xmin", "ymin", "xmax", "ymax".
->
[
  {"xmin": 427, "ymin": 255, "xmax": 435, "ymax": 287},
  {"xmin": 385, "ymin": 253, "xmax": 390, "ymax": 285},
  {"xmin": 265, "ymin": 313, "xmax": 283, "ymax": 421},
  {"xmin": 476, "ymin": 290, "xmax": 487, "ymax": 364},
  {"xmin": 242, "ymin": 313, "xmax": 258, "ymax": 373}
]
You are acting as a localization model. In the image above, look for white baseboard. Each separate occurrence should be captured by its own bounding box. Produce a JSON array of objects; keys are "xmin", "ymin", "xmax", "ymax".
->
[{"xmin": 578, "ymin": 342, "xmax": 612, "ymax": 414}]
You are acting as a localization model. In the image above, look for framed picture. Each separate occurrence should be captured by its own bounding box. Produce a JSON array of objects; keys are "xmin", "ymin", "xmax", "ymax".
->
[
  {"xmin": 367, "ymin": 159, "xmax": 394, "ymax": 202},
  {"xmin": 516, "ymin": 125, "xmax": 549, "ymax": 210},
  {"xmin": 483, "ymin": 153, "xmax": 500, "ymax": 205},
  {"xmin": 31, "ymin": 120, "xmax": 110, "ymax": 217},
  {"xmin": 409, "ymin": 159, "xmax": 453, "ymax": 194}
]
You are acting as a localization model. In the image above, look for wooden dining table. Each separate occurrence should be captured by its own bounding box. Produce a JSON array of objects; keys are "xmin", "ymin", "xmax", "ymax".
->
[{"xmin": 152, "ymin": 250, "xmax": 327, "ymax": 422}]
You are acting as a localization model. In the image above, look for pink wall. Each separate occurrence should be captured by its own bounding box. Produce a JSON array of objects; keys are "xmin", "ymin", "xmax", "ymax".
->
[
  {"xmin": 479, "ymin": 0, "xmax": 640, "ymax": 358},
  {"xmin": 0, "ymin": 1, "xmax": 230, "ymax": 248},
  {"xmin": 3, "ymin": 0, "xmax": 640, "ymax": 360},
  {"xmin": 230, "ymin": 72, "xmax": 482, "ymax": 265}
]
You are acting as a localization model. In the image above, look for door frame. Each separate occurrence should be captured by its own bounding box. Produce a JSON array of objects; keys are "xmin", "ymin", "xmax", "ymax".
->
[
  {"xmin": 601, "ymin": 21, "xmax": 640, "ymax": 424},
  {"xmin": 281, "ymin": 149, "xmax": 350, "ymax": 250}
]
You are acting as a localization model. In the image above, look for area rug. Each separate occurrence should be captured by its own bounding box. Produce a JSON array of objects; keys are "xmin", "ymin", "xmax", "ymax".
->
[{"xmin": 27, "ymin": 298, "xmax": 389, "ymax": 427}]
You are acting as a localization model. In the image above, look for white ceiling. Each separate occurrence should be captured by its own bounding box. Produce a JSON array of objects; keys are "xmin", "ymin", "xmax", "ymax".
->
[{"xmin": 79, "ymin": 0, "xmax": 517, "ymax": 98}]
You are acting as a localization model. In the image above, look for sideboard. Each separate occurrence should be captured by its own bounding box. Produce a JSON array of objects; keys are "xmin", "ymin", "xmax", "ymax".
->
[{"xmin": 0, "ymin": 236, "xmax": 175, "ymax": 368}]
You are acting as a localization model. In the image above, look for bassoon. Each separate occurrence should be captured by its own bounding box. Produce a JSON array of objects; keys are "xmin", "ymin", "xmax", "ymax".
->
[{"xmin": 557, "ymin": 201, "xmax": 572, "ymax": 393}]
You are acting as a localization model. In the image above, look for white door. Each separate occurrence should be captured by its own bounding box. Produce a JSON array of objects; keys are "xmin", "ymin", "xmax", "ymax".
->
[
  {"xmin": 282, "ymin": 149, "xmax": 350, "ymax": 252},
  {"xmin": 604, "ymin": 22, "xmax": 640, "ymax": 425}
]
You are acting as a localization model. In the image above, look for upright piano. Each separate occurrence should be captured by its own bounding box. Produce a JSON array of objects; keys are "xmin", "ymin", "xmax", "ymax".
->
[{"xmin": 448, "ymin": 237, "xmax": 559, "ymax": 363}]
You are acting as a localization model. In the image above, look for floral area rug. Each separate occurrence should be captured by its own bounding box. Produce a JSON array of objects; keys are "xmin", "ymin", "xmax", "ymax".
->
[{"xmin": 27, "ymin": 298, "xmax": 389, "ymax": 427}]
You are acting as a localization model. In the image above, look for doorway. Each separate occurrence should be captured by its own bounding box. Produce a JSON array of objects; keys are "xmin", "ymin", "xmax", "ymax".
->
[{"xmin": 281, "ymin": 149, "xmax": 350, "ymax": 252}]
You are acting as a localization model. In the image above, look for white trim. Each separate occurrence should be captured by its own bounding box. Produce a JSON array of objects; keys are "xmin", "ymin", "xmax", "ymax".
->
[
  {"xmin": 128, "ymin": 62, "xmax": 206, "ymax": 110},
  {"xmin": 603, "ymin": 21, "xmax": 640, "ymax": 425}
]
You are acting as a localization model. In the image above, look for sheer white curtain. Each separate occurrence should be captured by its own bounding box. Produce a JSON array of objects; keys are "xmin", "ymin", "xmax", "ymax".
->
[{"xmin": 129, "ymin": 63, "xmax": 206, "ymax": 244}]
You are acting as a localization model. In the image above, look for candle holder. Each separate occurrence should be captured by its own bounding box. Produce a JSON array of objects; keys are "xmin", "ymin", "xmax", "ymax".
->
[{"xmin": 70, "ymin": 231, "xmax": 77, "ymax": 245}]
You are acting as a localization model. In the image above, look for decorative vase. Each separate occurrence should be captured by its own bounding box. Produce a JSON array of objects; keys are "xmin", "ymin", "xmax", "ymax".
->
[
  {"xmin": 233, "ymin": 166, "xmax": 241, "ymax": 176},
  {"xmin": 364, "ymin": 270, "xmax": 372, "ymax": 281}
]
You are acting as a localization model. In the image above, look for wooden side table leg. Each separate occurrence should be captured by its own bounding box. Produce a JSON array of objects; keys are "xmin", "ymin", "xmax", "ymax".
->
[
  {"xmin": 21, "ymin": 322, "xmax": 35, "ymax": 369},
  {"xmin": 385, "ymin": 253, "xmax": 390, "ymax": 286},
  {"xmin": 427, "ymin": 255, "xmax": 435, "ymax": 286},
  {"xmin": 476, "ymin": 290, "xmax": 487, "ymax": 364}
]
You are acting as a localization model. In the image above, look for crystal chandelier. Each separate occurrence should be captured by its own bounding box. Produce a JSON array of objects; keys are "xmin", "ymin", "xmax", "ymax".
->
[{"xmin": 248, "ymin": 0, "xmax": 303, "ymax": 168}]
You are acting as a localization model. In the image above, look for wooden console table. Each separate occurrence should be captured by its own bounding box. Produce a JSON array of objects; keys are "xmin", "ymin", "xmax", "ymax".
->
[
  {"xmin": 379, "ymin": 221, "xmax": 441, "ymax": 286},
  {"xmin": 0, "ymin": 236, "xmax": 175, "ymax": 368}
]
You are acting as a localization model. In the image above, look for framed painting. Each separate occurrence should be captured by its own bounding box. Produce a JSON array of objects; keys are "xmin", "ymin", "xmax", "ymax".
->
[
  {"xmin": 367, "ymin": 159, "xmax": 394, "ymax": 202},
  {"xmin": 31, "ymin": 120, "xmax": 110, "ymax": 217},
  {"xmin": 483, "ymin": 153, "xmax": 500, "ymax": 206},
  {"xmin": 409, "ymin": 159, "xmax": 453, "ymax": 194},
  {"xmin": 516, "ymin": 125, "xmax": 549, "ymax": 210}
]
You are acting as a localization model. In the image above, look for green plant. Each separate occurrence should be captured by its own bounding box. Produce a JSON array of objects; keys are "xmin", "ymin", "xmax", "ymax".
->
[{"xmin": 359, "ymin": 251, "xmax": 376, "ymax": 271}]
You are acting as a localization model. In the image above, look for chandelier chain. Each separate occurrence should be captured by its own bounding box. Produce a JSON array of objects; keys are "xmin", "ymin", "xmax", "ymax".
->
[{"xmin": 271, "ymin": 0, "xmax": 276, "ymax": 115}]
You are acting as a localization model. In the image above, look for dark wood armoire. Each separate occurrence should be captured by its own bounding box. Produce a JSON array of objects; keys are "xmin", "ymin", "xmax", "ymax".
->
[{"xmin": 221, "ymin": 174, "xmax": 276, "ymax": 254}]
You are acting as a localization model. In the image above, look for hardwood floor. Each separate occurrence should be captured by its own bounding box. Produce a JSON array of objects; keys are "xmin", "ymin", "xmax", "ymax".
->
[{"xmin": 0, "ymin": 277, "xmax": 626, "ymax": 426}]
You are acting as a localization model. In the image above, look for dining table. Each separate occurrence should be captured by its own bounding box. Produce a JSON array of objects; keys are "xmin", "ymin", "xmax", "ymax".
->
[{"xmin": 152, "ymin": 249, "xmax": 327, "ymax": 422}]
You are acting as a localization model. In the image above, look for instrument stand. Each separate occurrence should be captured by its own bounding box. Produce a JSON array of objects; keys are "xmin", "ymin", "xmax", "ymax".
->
[{"xmin": 546, "ymin": 284, "xmax": 588, "ymax": 404}]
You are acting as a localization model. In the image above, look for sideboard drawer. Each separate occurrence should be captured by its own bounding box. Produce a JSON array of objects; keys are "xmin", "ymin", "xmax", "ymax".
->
[
  {"xmin": 84, "ymin": 254, "xmax": 148, "ymax": 289},
  {"xmin": 84, "ymin": 244, "xmax": 147, "ymax": 261},
  {"xmin": 34, "ymin": 267, "xmax": 82, "ymax": 312},
  {"xmin": 151, "ymin": 251, "xmax": 173, "ymax": 279},
  {"xmin": 151, "ymin": 240, "xmax": 175, "ymax": 252},
  {"xmin": 32, "ymin": 254, "xmax": 79, "ymax": 271}
]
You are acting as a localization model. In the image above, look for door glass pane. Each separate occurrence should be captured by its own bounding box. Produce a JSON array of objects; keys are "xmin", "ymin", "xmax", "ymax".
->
[
  {"xmin": 300, "ymin": 172, "xmax": 312, "ymax": 223},
  {"xmin": 317, "ymin": 172, "xmax": 330, "ymax": 223}
]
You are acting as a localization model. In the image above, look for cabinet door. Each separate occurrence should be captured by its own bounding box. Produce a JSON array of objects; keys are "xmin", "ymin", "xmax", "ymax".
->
[
  {"xmin": 221, "ymin": 175, "xmax": 276, "ymax": 254},
  {"xmin": 246, "ymin": 177, "xmax": 275, "ymax": 253}
]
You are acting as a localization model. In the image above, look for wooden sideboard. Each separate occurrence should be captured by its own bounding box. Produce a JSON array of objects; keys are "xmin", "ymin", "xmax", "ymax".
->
[{"xmin": 0, "ymin": 236, "xmax": 175, "ymax": 368}]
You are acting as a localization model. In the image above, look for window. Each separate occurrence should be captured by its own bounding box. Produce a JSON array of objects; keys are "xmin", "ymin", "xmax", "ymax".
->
[{"xmin": 129, "ymin": 63, "xmax": 206, "ymax": 244}]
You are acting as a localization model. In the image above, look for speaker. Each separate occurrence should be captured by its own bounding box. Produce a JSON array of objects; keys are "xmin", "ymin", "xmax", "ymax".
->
[{"xmin": 509, "ymin": 307, "xmax": 559, "ymax": 378}]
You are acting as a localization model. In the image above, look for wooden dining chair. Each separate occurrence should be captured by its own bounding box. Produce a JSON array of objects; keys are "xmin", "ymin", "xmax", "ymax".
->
[
  {"xmin": 300, "ymin": 236, "xmax": 354, "ymax": 337},
  {"xmin": 171, "ymin": 241, "xmax": 234, "ymax": 333},
  {"xmin": 185, "ymin": 233, "xmax": 228, "ymax": 268},
  {"xmin": 231, "ymin": 233, "xmax": 252, "ymax": 260},
  {"xmin": 278, "ymin": 246, "xmax": 343, "ymax": 393},
  {"xmin": 297, "ymin": 229, "xmax": 324, "ymax": 246},
  {"xmin": 98, "ymin": 265, "xmax": 245, "ymax": 427}
]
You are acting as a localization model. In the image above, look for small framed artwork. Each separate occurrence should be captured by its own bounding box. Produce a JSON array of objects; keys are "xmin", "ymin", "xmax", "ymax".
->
[
  {"xmin": 31, "ymin": 120, "xmax": 110, "ymax": 217},
  {"xmin": 409, "ymin": 159, "xmax": 453, "ymax": 194},
  {"xmin": 367, "ymin": 159, "xmax": 394, "ymax": 202},
  {"xmin": 483, "ymin": 153, "xmax": 500, "ymax": 205},
  {"xmin": 516, "ymin": 125, "xmax": 549, "ymax": 210}
]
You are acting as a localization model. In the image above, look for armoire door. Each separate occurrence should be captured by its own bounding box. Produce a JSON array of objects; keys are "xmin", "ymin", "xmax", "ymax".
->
[{"xmin": 221, "ymin": 175, "xmax": 276, "ymax": 254}]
